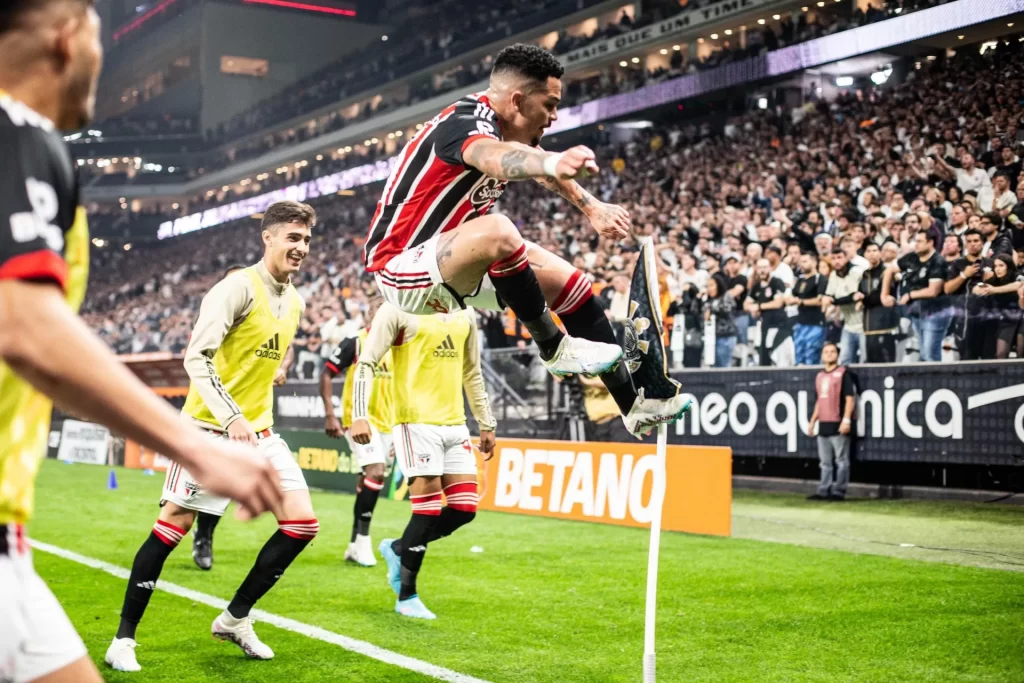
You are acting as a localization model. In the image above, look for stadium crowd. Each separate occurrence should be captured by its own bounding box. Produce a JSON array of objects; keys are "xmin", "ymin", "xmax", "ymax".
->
[
  {"xmin": 193, "ymin": 0, "xmax": 912, "ymax": 176},
  {"xmin": 82, "ymin": 37, "xmax": 1024, "ymax": 375}
]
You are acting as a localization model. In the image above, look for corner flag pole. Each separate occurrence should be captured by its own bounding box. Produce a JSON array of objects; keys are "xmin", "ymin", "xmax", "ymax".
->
[
  {"xmin": 643, "ymin": 423, "xmax": 668, "ymax": 682},
  {"xmin": 625, "ymin": 237, "xmax": 680, "ymax": 683}
]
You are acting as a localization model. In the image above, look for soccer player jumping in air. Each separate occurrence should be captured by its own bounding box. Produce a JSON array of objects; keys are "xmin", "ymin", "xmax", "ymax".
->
[
  {"xmin": 320, "ymin": 296, "xmax": 395, "ymax": 567},
  {"xmin": 364, "ymin": 43, "xmax": 690, "ymax": 436},
  {"xmin": 350, "ymin": 302, "xmax": 495, "ymax": 619},
  {"xmin": 106, "ymin": 202, "xmax": 321, "ymax": 672}
]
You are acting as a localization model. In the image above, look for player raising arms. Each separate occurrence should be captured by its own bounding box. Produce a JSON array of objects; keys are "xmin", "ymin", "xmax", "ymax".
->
[
  {"xmin": 320, "ymin": 296, "xmax": 394, "ymax": 567},
  {"xmin": 0, "ymin": 3, "xmax": 282, "ymax": 682},
  {"xmin": 106, "ymin": 202, "xmax": 321, "ymax": 672},
  {"xmin": 364, "ymin": 43, "xmax": 688, "ymax": 436},
  {"xmin": 350, "ymin": 302, "xmax": 495, "ymax": 620}
]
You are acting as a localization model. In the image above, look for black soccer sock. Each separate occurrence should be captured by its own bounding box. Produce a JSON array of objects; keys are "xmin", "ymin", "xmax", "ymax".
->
[
  {"xmin": 194, "ymin": 511, "xmax": 220, "ymax": 541},
  {"xmin": 226, "ymin": 520, "xmax": 318, "ymax": 619},
  {"xmin": 352, "ymin": 477, "xmax": 384, "ymax": 540},
  {"xmin": 427, "ymin": 507, "xmax": 476, "ymax": 543},
  {"xmin": 560, "ymin": 295, "xmax": 637, "ymax": 414},
  {"xmin": 397, "ymin": 512, "xmax": 438, "ymax": 601},
  {"xmin": 427, "ymin": 481, "xmax": 477, "ymax": 542},
  {"xmin": 488, "ymin": 244, "xmax": 563, "ymax": 359},
  {"xmin": 117, "ymin": 520, "xmax": 185, "ymax": 640}
]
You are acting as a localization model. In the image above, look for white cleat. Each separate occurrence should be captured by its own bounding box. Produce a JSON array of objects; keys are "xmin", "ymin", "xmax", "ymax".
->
[
  {"xmin": 105, "ymin": 637, "xmax": 141, "ymax": 672},
  {"xmin": 541, "ymin": 335, "xmax": 622, "ymax": 378},
  {"xmin": 350, "ymin": 534, "xmax": 377, "ymax": 567},
  {"xmin": 623, "ymin": 390, "xmax": 693, "ymax": 438},
  {"xmin": 212, "ymin": 612, "xmax": 274, "ymax": 660}
]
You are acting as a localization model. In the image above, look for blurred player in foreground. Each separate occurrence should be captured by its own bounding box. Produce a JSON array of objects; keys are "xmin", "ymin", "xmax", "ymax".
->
[
  {"xmin": 190, "ymin": 264, "xmax": 295, "ymax": 570},
  {"xmin": 0, "ymin": 2, "xmax": 283, "ymax": 682},
  {"xmin": 320, "ymin": 296, "xmax": 394, "ymax": 567},
  {"xmin": 363, "ymin": 42, "xmax": 689, "ymax": 437},
  {"xmin": 106, "ymin": 202, "xmax": 320, "ymax": 672},
  {"xmin": 351, "ymin": 302, "xmax": 495, "ymax": 619}
]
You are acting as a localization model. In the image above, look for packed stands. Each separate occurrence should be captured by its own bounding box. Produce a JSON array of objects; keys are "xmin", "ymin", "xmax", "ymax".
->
[{"xmin": 83, "ymin": 36, "xmax": 1024, "ymax": 372}]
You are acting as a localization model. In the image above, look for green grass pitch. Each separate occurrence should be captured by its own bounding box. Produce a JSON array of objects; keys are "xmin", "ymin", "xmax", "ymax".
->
[{"xmin": 27, "ymin": 460, "xmax": 1024, "ymax": 682}]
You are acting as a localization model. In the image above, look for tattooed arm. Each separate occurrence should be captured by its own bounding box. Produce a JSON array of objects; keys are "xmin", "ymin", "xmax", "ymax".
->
[
  {"xmin": 535, "ymin": 172, "xmax": 632, "ymax": 240},
  {"xmin": 462, "ymin": 138, "xmax": 598, "ymax": 181}
]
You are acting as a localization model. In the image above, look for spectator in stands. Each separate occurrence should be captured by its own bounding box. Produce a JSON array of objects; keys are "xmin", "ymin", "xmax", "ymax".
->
[
  {"xmin": 883, "ymin": 230, "xmax": 948, "ymax": 362},
  {"xmin": 841, "ymin": 234, "xmax": 870, "ymax": 270},
  {"xmin": 765, "ymin": 244, "xmax": 794, "ymax": 288},
  {"xmin": 823, "ymin": 248, "xmax": 864, "ymax": 366},
  {"xmin": 807, "ymin": 342, "xmax": 855, "ymax": 502},
  {"xmin": 980, "ymin": 212, "xmax": 1013, "ymax": 257},
  {"xmin": 744, "ymin": 258, "xmax": 790, "ymax": 367},
  {"xmin": 859, "ymin": 242, "xmax": 898, "ymax": 363},
  {"xmin": 788, "ymin": 252, "xmax": 827, "ymax": 366},
  {"xmin": 980, "ymin": 173, "xmax": 1017, "ymax": 216},
  {"xmin": 722, "ymin": 254, "xmax": 750, "ymax": 365},
  {"xmin": 702, "ymin": 275, "xmax": 738, "ymax": 368},
  {"xmin": 973, "ymin": 254, "xmax": 1024, "ymax": 359},
  {"xmin": 942, "ymin": 233, "xmax": 963, "ymax": 263},
  {"xmin": 946, "ymin": 229, "xmax": 992, "ymax": 360},
  {"xmin": 935, "ymin": 151, "xmax": 992, "ymax": 196}
]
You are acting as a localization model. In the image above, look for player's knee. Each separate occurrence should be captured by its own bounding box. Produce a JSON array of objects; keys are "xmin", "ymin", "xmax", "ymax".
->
[
  {"xmin": 279, "ymin": 519, "xmax": 319, "ymax": 541},
  {"xmin": 363, "ymin": 463, "xmax": 386, "ymax": 482},
  {"xmin": 487, "ymin": 215, "xmax": 524, "ymax": 261}
]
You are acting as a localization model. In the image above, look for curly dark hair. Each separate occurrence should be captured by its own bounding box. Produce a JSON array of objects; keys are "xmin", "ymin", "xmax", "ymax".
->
[{"xmin": 492, "ymin": 43, "xmax": 564, "ymax": 83}]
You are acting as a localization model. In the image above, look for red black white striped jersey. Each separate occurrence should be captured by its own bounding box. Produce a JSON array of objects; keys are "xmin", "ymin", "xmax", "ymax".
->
[{"xmin": 363, "ymin": 92, "xmax": 508, "ymax": 272}]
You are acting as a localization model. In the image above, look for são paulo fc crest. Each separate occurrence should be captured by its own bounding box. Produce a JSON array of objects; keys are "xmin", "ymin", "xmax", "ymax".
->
[
  {"xmin": 623, "ymin": 302, "xmax": 652, "ymax": 374},
  {"xmin": 183, "ymin": 480, "xmax": 200, "ymax": 500}
]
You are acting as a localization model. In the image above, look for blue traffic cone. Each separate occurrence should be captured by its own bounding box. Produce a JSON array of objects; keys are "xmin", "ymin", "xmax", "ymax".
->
[{"xmin": 107, "ymin": 469, "xmax": 118, "ymax": 490}]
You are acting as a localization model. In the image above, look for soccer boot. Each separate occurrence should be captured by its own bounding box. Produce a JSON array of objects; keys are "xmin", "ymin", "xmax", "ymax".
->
[
  {"xmin": 351, "ymin": 534, "xmax": 377, "ymax": 567},
  {"xmin": 541, "ymin": 335, "xmax": 622, "ymax": 378},
  {"xmin": 395, "ymin": 595, "xmax": 436, "ymax": 620},
  {"xmin": 192, "ymin": 534, "xmax": 213, "ymax": 571},
  {"xmin": 379, "ymin": 538, "xmax": 401, "ymax": 594},
  {"xmin": 105, "ymin": 637, "xmax": 141, "ymax": 672},
  {"xmin": 211, "ymin": 612, "xmax": 274, "ymax": 660},
  {"xmin": 622, "ymin": 390, "xmax": 693, "ymax": 438}
]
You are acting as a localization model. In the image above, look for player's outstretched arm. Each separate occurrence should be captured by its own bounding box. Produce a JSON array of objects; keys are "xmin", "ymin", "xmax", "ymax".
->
[
  {"xmin": 320, "ymin": 337, "xmax": 356, "ymax": 439},
  {"xmin": 463, "ymin": 138, "xmax": 599, "ymax": 182},
  {"xmin": 461, "ymin": 313, "xmax": 497, "ymax": 458},
  {"xmin": 534, "ymin": 175, "xmax": 631, "ymax": 240},
  {"xmin": 351, "ymin": 304, "xmax": 406, "ymax": 444},
  {"xmin": 0, "ymin": 279, "xmax": 282, "ymax": 519}
]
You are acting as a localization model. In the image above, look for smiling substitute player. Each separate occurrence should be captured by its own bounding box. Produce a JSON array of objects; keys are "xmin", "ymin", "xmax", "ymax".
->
[
  {"xmin": 106, "ymin": 201, "xmax": 321, "ymax": 672},
  {"xmin": 0, "ymin": 2, "xmax": 282, "ymax": 682}
]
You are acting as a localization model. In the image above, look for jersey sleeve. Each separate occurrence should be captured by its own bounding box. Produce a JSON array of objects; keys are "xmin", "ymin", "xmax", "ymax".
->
[
  {"xmin": 323, "ymin": 337, "xmax": 358, "ymax": 376},
  {"xmin": 433, "ymin": 101, "xmax": 502, "ymax": 167},
  {"xmin": 927, "ymin": 256, "xmax": 948, "ymax": 281},
  {"xmin": 0, "ymin": 125, "xmax": 68, "ymax": 289}
]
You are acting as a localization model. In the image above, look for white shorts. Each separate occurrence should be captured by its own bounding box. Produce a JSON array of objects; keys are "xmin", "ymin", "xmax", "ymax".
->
[
  {"xmin": 161, "ymin": 431, "xmax": 307, "ymax": 516},
  {"xmin": 374, "ymin": 233, "xmax": 502, "ymax": 315},
  {"xmin": 1, "ymin": 526, "xmax": 88, "ymax": 683},
  {"xmin": 392, "ymin": 423, "xmax": 477, "ymax": 478},
  {"xmin": 345, "ymin": 425, "xmax": 394, "ymax": 468}
]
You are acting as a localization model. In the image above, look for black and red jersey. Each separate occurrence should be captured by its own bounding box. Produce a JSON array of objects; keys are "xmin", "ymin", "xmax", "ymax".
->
[{"xmin": 363, "ymin": 92, "xmax": 508, "ymax": 271}]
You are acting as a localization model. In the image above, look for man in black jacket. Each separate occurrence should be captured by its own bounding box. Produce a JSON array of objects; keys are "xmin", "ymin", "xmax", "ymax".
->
[
  {"xmin": 859, "ymin": 243, "xmax": 898, "ymax": 363},
  {"xmin": 945, "ymin": 229, "xmax": 993, "ymax": 360},
  {"xmin": 980, "ymin": 212, "xmax": 1013, "ymax": 257}
]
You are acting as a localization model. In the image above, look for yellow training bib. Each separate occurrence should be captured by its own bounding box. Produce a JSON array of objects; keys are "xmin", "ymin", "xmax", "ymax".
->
[
  {"xmin": 183, "ymin": 267, "xmax": 301, "ymax": 431},
  {"xmin": 390, "ymin": 313, "xmax": 470, "ymax": 426}
]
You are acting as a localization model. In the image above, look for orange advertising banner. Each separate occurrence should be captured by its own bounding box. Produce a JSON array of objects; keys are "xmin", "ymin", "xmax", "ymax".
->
[{"xmin": 476, "ymin": 438, "xmax": 731, "ymax": 537}]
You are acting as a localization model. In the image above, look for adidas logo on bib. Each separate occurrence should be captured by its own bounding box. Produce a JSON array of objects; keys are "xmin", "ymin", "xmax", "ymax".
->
[
  {"xmin": 255, "ymin": 333, "xmax": 282, "ymax": 360},
  {"xmin": 432, "ymin": 335, "xmax": 459, "ymax": 358}
]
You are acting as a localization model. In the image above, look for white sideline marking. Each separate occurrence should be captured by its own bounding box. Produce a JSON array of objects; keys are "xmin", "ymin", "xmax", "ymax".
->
[{"xmin": 30, "ymin": 540, "xmax": 493, "ymax": 683}]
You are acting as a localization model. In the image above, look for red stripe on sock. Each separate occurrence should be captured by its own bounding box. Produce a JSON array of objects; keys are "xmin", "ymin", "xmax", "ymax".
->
[
  {"xmin": 279, "ymin": 519, "xmax": 319, "ymax": 539},
  {"xmin": 552, "ymin": 270, "xmax": 593, "ymax": 315},
  {"xmin": 363, "ymin": 478, "xmax": 384, "ymax": 491},
  {"xmin": 448, "ymin": 502, "xmax": 477, "ymax": 512},
  {"xmin": 155, "ymin": 519, "xmax": 186, "ymax": 535},
  {"xmin": 444, "ymin": 482, "xmax": 477, "ymax": 496},
  {"xmin": 490, "ymin": 244, "xmax": 526, "ymax": 269}
]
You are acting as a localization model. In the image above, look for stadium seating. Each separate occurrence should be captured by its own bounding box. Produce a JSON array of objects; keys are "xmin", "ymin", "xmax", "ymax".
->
[{"xmin": 83, "ymin": 37, "xmax": 1024, "ymax": 369}]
